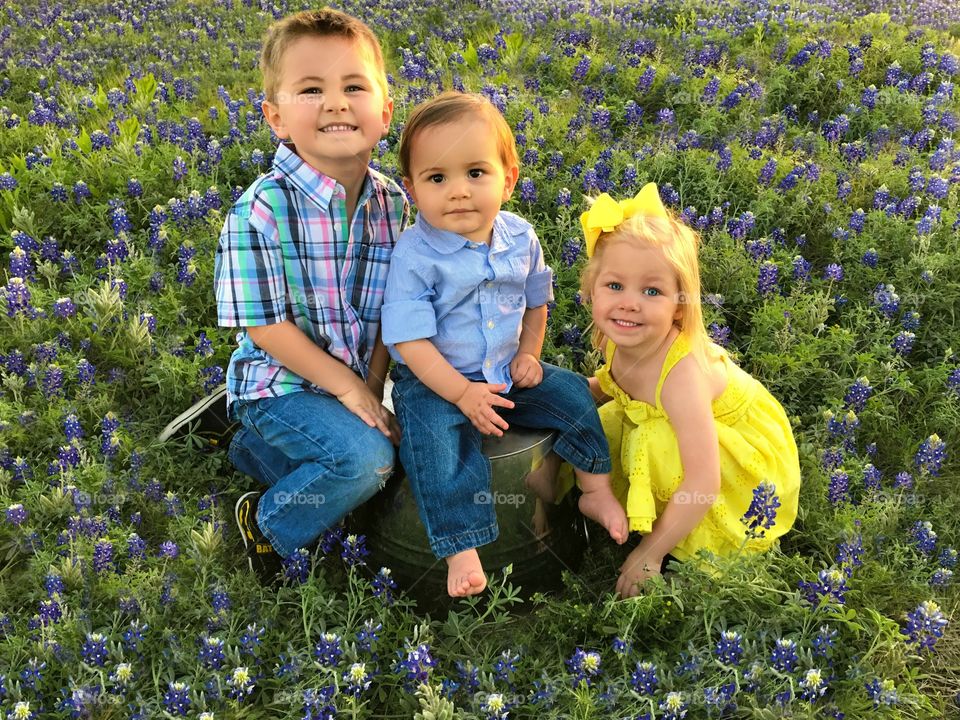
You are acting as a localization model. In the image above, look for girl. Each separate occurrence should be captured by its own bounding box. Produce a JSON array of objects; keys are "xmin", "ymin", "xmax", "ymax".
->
[{"xmin": 579, "ymin": 183, "xmax": 801, "ymax": 598}]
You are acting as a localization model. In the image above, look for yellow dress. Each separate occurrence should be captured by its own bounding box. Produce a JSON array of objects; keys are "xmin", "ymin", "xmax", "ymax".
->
[{"xmin": 597, "ymin": 333, "xmax": 800, "ymax": 560}]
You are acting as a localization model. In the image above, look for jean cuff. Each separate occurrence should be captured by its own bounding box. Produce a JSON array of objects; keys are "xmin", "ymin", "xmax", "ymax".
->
[
  {"xmin": 429, "ymin": 524, "xmax": 499, "ymax": 559},
  {"xmin": 552, "ymin": 438, "xmax": 612, "ymax": 475},
  {"xmin": 256, "ymin": 503, "xmax": 296, "ymax": 559}
]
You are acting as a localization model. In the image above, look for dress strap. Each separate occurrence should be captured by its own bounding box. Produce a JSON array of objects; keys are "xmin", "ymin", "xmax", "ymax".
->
[{"xmin": 654, "ymin": 333, "xmax": 691, "ymax": 410}]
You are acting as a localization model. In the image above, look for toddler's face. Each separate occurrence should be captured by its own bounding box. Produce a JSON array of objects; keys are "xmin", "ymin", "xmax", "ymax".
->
[
  {"xmin": 403, "ymin": 117, "xmax": 518, "ymax": 244},
  {"xmin": 590, "ymin": 240, "xmax": 683, "ymax": 350},
  {"xmin": 262, "ymin": 35, "xmax": 392, "ymax": 176}
]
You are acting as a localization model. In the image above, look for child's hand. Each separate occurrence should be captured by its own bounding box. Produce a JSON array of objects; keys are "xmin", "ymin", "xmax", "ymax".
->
[
  {"xmin": 456, "ymin": 382, "xmax": 515, "ymax": 437},
  {"xmin": 338, "ymin": 381, "xmax": 396, "ymax": 440},
  {"xmin": 616, "ymin": 545, "xmax": 664, "ymax": 598},
  {"xmin": 510, "ymin": 353, "xmax": 543, "ymax": 388}
]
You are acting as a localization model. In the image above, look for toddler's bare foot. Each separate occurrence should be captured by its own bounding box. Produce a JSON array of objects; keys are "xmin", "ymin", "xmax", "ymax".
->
[
  {"xmin": 523, "ymin": 451, "xmax": 561, "ymax": 503},
  {"xmin": 578, "ymin": 488, "xmax": 629, "ymax": 544},
  {"xmin": 445, "ymin": 549, "xmax": 486, "ymax": 597}
]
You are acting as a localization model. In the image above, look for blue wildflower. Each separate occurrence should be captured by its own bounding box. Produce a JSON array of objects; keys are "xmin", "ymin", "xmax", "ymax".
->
[
  {"xmin": 163, "ymin": 681, "xmax": 191, "ymax": 716},
  {"xmin": 741, "ymin": 481, "xmax": 780, "ymax": 538},
  {"xmin": 566, "ymin": 647, "xmax": 602, "ymax": 686},
  {"xmin": 714, "ymin": 630, "xmax": 744, "ymax": 665},
  {"xmin": 911, "ymin": 521, "xmax": 938, "ymax": 555},
  {"xmin": 915, "ymin": 435, "xmax": 946, "ymax": 476},
  {"xmin": 891, "ymin": 331, "xmax": 915, "ymax": 356},
  {"xmin": 315, "ymin": 632, "xmax": 343, "ymax": 668},
  {"xmin": 901, "ymin": 600, "xmax": 948, "ymax": 651}
]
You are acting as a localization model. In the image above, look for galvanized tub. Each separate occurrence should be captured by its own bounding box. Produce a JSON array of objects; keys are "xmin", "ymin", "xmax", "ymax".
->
[{"xmin": 352, "ymin": 425, "xmax": 588, "ymax": 606}]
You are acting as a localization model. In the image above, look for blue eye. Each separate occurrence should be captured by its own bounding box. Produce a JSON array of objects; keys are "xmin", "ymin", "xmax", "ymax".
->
[
  {"xmin": 606, "ymin": 282, "xmax": 622, "ymax": 291},
  {"xmin": 643, "ymin": 287, "xmax": 661, "ymax": 296}
]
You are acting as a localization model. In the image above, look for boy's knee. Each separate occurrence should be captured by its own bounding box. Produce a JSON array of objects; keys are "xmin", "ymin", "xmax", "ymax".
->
[{"xmin": 355, "ymin": 437, "xmax": 395, "ymax": 487}]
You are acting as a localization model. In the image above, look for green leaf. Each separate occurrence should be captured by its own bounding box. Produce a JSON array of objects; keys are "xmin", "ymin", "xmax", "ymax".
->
[
  {"xmin": 134, "ymin": 72, "xmax": 158, "ymax": 104},
  {"xmin": 119, "ymin": 116, "xmax": 141, "ymax": 145},
  {"xmin": 77, "ymin": 128, "xmax": 92, "ymax": 154},
  {"xmin": 93, "ymin": 84, "xmax": 108, "ymax": 111}
]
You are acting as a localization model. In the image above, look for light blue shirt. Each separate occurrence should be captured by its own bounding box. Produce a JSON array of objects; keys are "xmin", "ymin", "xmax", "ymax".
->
[{"xmin": 382, "ymin": 211, "xmax": 554, "ymax": 391}]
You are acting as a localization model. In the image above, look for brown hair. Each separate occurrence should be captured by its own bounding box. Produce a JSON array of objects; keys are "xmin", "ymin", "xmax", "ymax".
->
[
  {"xmin": 260, "ymin": 8, "xmax": 388, "ymax": 102},
  {"xmin": 398, "ymin": 91, "xmax": 519, "ymax": 178}
]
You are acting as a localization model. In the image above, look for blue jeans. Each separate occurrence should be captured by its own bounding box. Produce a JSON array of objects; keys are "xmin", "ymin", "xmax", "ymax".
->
[
  {"xmin": 227, "ymin": 391, "xmax": 395, "ymax": 557},
  {"xmin": 391, "ymin": 362, "xmax": 611, "ymax": 558}
]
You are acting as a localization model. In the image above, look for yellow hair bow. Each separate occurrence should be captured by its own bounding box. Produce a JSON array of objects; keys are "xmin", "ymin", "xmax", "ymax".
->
[{"xmin": 580, "ymin": 182, "xmax": 669, "ymax": 258}]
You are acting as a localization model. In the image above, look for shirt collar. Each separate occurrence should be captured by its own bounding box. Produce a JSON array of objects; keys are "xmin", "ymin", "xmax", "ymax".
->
[
  {"xmin": 271, "ymin": 143, "xmax": 375, "ymax": 211},
  {"xmin": 415, "ymin": 213, "xmax": 512, "ymax": 255}
]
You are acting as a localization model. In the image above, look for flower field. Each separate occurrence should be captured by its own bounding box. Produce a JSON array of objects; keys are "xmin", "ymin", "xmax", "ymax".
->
[{"xmin": 1, "ymin": 0, "xmax": 960, "ymax": 717}]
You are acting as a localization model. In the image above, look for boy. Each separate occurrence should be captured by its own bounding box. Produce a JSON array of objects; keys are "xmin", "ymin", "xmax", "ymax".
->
[
  {"xmin": 382, "ymin": 92, "xmax": 627, "ymax": 597},
  {"xmin": 213, "ymin": 8, "xmax": 407, "ymax": 579}
]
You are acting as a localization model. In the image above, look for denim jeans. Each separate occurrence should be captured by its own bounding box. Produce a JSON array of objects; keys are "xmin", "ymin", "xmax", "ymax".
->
[
  {"xmin": 391, "ymin": 362, "xmax": 611, "ymax": 558},
  {"xmin": 227, "ymin": 390, "xmax": 395, "ymax": 557}
]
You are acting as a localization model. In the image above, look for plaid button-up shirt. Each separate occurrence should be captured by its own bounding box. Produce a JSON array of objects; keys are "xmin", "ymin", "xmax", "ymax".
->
[{"xmin": 215, "ymin": 143, "xmax": 408, "ymax": 416}]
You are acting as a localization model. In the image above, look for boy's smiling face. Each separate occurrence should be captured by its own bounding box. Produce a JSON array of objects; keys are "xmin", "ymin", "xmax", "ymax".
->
[
  {"xmin": 403, "ymin": 116, "xmax": 519, "ymax": 244},
  {"xmin": 261, "ymin": 35, "xmax": 392, "ymax": 177}
]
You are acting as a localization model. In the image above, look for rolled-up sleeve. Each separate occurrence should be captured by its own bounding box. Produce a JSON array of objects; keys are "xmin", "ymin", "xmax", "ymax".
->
[
  {"xmin": 524, "ymin": 228, "xmax": 554, "ymax": 307},
  {"xmin": 214, "ymin": 199, "xmax": 286, "ymax": 327},
  {"xmin": 382, "ymin": 248, "xmax": 437, "ymax": 345}
]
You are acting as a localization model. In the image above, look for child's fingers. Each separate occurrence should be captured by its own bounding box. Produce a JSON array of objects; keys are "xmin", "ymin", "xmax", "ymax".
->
[{"xmin": 489, "ymin": 394, "xmax": 515, "ymax": 410}]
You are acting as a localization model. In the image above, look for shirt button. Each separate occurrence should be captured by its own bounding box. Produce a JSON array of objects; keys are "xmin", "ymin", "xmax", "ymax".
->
[
  {"xmin": 484, "ymin": 360, "xmax": 492, "ymax": 368},
  {"xmin": 487, "ymin": 320, "xmax": 495, "ymax": 329}
]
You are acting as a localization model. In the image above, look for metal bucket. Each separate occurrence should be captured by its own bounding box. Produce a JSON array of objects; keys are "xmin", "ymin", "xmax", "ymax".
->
[{"xmin": 351, "ymin": 425, "xmax": 587, "ymax": 606}]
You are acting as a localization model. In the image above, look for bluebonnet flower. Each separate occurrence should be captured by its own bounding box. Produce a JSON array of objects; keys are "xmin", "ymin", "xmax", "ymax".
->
[
  {"xmin": 820, "ymin": 446, "xmax": 842, "ymax": 470},
  {"xmin": 370, "ymin": 566, "xmax": 397, "ymax": 605},
  {"xmin": 561, "ymin": 239, "xmax": 582, "ymax": 267},
  {"xmin": 109, "ymin": 662, "xmax": 134, "ymax": 692},
  {"xmin": 572, "ymin": 55, "xmax": 591, "ymax": 81},
  {"xmin": 226, "ymin": 666, "xmax": 254, "ymax": 701},
  {"xmin": 891, "ymin": 331, "xmax": 915, "ymax": 356},
  {"xmin": 283, "ymin": 548, "xmax": 311, "ymax": 584},
  {"xmin": 771, "ymin": 638, "xmax": 799, "ymax": 672},
  {"xmin": 0, "ymin": 173, "xmax": 18, "ymax": 191},
  {"xmin": 158, "ymin": 540, "xmax": 179, "ymax": 559},
  {"xmin": 7, "ymin": 702, "xmax": 35, "ymax": 720},
  {"xmin": 655, "ymin": 108, "xmax": 675, "ymax": 126},
  {"xmin": 714, "ymin": 630, "xmax": 744, "ymax": 665},
  {"xmin": 799, "ymin": 567, "xmax": 848, "ymax": 605},
  {"xmin": 519, "ymin": 178, "xmax": 537, "ymax": 203},
  {"xmin": 800, "ymin": 668, "xmax": 828, "ymax": 702},
  {"xmin": 93, "ymin": 539, "xmax": 115, "ymax": 573},
  {"xmin": 865, "ymin": 678, "xmax": 899, "ymax": 708},
  {"xmin": 122, "ymin": 620, "xmax": 147, "ymax": 654},
  {"xmin": 757, "ymin": 261, "xmax": 778, "ymax": 296},
  {"xmin": 895, "ymin": 471, "xmax": 914, "ymax": 489},
  {"xmin": 5, "ymin": 504, "xmax": 27, "ymax": 527},
  {"xmin": 939, "ymin": 548, "xmax": 957, "ymax": 568},
  {"xmin": 759, "ymin": 158, "xmax": 777, "ymax": 185},
  {"xmin": 127, "ymin": 533, "xmax": 146, "ymax": 560},
  {"xmin": 828, "ymin": 470, "xmax": 850, "ymax": 504},
  {"xmin": 630, "ymin": 661, "xmax": 658, "ymax": 694},
  {"xmin": 844, "ymin": 377, "xmax": 872, "ymax": 412},
  {"xmin": 163, "ymin": 681, "xmax": 191, "ymax": 716},
  {"xmin": 566, "ymin": 647, "xmax": 602, "ymax": 686},
  {"xmin": 915, "ymin": 435, "xmax": 946, "ymax": 476},
  {"xmin": 81, "ymin": 633, "xmax": 108, "ymax": 666},
  {"xmin": 659, "ymin": 691, "xmax": 688, "ymax": 720},
  {"xmin": 930, "ymin": 568, "xmax": 953, "ymax": 587},
  {"xmin": 343, "ymin": 662, "xmax": 372, "ymax": 697},
  {"xmin": 340, "ymin": 533, "xmax": 369, "ymax": 567},
  {"xmin": 901, "ymin": 600, "xmax": 948, "ymax": 651},
  {"xmin": 50, "ymin": 182, "xmax": 67, "ymax": 202},
  {"xmin": 863, "ymin": 464, "xmax": 882, "ymax": 492},
  {"xmin": 911, "ymin": 521, "xmax": 938, "ymax": 555},
  {"xmin": 811, "ymin": 625, "xmax": 837, "ymax": 657},
  {"xmin": 52, "ymin": 297, "xmax": 77, "ymax": 318},
  {"xmin": 396, "ymin": 643, "xmax": 436, "ymax": 687},
  {"xmin": 708, "ymin": 323, "xmax": 731, "ymax": 347},
  {"xmin": 741, "ymin": 481, "xmax": 780, "ymax": 538},
  {"xmin": 790, "ymin": 255, "xmax": 811, "ymax": 283},
  {"xmin": 356, "ymin": 620, "xmax": 381, "ymax": 653},
  {"xmin": 198, "ymin": 635, "xmax": 226, "ymax": 669},
  {"xmin": 704, "ymin": 682, "xmax": 737, "ymax": 713},
  {"xmin": 494, "ymin": 649, "xmax": 520, "ymax": 683},
  {"xmin": 315, "ymin": 632, "xmax": 343, "ymax": 668},
  {"xmin": 302, "ymin": 686, "xmax": 337, "ymax": 719},
  {"xmin": 556, "ymin": 187, "xmax": 571, "ymax": 207},
  {"xmin": 901, "ymin": 311, "xmax": 921, "ymax": 331},
  {"xmin": 481, "ymin": 692, "xmax": 511, "ymax": 719},
  {"xmin": 823, "ymin": 263, "xmax": 844, "ymax": 281}
]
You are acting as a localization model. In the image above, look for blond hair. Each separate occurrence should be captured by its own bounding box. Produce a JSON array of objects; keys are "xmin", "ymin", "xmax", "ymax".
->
[
  {"xmin": 398, "ymin": 92, "xmax": 519, "ymax": 178},
  {"xmin": 260, "ymin": 8, "xmax": 388, "ymax": 103},
  {"xmin": 580, "ymin": 212, "xmax": 717, "ymax": 369}
]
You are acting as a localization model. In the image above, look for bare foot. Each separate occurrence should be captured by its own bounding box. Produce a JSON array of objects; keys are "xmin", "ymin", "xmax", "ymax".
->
[
  {"xmin": 578, "ymin": 487, "xmax": 629, "ymax": 544},
  {"xmin": 524, "ymin": 451, "xmax": 562, "ymax": 503},
  {"xmin": 616, "ymin": 545, "xmax": 662, "ymax": 598},
  {"xmin": 445, "ymin": 549, "xmax": 487, "ymax": 597}
]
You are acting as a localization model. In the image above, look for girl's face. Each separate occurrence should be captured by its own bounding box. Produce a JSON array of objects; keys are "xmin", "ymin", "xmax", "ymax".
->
[{"xmin": 590, "ymin": 240, "xmax": 683, "ymax": 351}]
